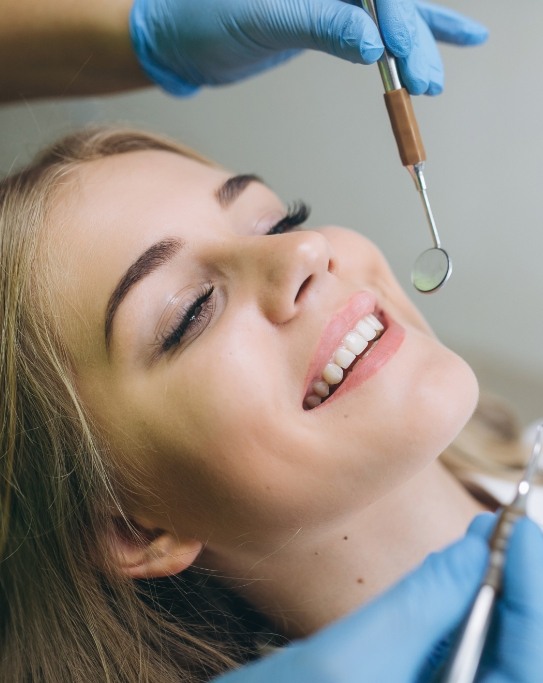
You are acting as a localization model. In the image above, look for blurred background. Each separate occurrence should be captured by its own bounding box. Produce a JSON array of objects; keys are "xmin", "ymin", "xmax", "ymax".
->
[{"xmin": 1, "ymin": 0, "xmax": 541, "ymax": 422}]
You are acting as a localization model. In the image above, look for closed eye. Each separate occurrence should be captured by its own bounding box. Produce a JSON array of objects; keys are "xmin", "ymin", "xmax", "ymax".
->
[
  {"xmin": 158, "ymin": 283, "xmax": 215, "ymax": 356},
  {"xmin": 265, "ymin": 201, "xmax": 310, "ymax": 235}
]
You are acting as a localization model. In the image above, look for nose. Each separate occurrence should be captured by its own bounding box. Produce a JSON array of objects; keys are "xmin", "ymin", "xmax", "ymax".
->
[{"xmin": 238, "ymin": 230, "xmax": 334, "ymax": 324}]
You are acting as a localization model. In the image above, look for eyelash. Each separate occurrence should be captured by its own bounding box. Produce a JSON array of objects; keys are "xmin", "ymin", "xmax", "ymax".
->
[
  {"xmin": 160, "ymin": 283, "xmax": 215, "ymax": 353},
  {"xmin": 160, "ymin": 200, "xmax": 310, "ymax": 354},
  {"xmin": 265, "ymin": 200, "xmax": 310, "ymax": 235}
]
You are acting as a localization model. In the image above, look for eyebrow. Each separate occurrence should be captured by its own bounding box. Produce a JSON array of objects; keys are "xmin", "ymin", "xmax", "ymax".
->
[
  {"xmin": 104, "ymin": 173, "xmax": 263, "ymax": 352},
  {"xmin": 215, "ymin": 173, "xmax": 263, "ymax": 208},
  {"xmin": 105, "ymin": 238, "xmax": 184, "ymax": 350}
]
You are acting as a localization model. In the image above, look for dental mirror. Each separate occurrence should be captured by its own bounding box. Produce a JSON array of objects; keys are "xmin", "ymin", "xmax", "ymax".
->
[
  {"xmin": 411, "ymin": 247, "xmax": 451, "ymax": 293},
  {"xmin": 409, "ymin": 164, "xmax": 452, "ymax": 294},
  {"xmin": 358, "ymin": 0, "xmax": 452, "ymax": 295}
]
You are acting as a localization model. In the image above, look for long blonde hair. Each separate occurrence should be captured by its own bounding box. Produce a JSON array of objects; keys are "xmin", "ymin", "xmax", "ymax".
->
[{"xmin": 0, "ymin": 127, "xmax": 267, "ymax": 683}]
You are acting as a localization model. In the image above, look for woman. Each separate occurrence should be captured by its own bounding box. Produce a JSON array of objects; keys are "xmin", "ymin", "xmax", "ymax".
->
[{"xmin": 0, "ymin": 126, "xmax": 540, "ymax": 682}]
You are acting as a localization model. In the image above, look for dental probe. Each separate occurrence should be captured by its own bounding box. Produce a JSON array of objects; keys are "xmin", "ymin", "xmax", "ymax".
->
[
  {"xmin": 360, "ymin": 0, "xmax": 452, "ymax": 293},
  {"xmin": 441, "ymin": 422, "xmax": 543, "ymax": 683}
]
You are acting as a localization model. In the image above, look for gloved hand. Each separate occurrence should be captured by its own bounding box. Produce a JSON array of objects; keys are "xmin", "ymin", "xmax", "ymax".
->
[
  {"xmin": 130, "ymin": 0, "xmax": 488, "ymax": 98},
  {"xmin": 213, "ymin": 514, "xmax": 543, "ymax": 683},
  {"xmin": 477, "ymin": 515, "xmax": 543, "ymax": 683}
]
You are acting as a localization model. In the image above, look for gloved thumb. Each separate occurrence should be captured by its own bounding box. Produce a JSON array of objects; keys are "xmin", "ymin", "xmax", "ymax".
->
[
  {"xmin": 466, "ymin": 510, "xmax": 497, "ymax": 539},
  {"xmin": 277, "ymin": 0, "xmax": 384, "ymax": 65}
]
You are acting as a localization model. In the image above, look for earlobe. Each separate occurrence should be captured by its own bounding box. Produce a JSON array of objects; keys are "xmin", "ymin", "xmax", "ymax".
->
[{"xmin": 107, "ymin": 517, "xmax": 203, "ymax": 580}]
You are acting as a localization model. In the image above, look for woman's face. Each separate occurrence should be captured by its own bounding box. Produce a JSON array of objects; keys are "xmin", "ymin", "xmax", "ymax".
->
[{"xmin": 47, "ymin": 149, "xmax": 478, "ymax": 545}]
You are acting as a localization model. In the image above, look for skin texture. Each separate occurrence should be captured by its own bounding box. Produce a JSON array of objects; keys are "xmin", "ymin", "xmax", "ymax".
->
[
  {"xmin": 45, "ymin": 150, "xmax": 484, "ymax": 636},
  {"xmin": 0, "ymin": 0, "xmax": 147, "ymax": 101}
]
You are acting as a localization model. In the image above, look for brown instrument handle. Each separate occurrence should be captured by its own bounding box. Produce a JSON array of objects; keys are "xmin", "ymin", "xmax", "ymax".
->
[{"xmin": 384, "ymin": 88, "xmax": 426, "ymax": 166}]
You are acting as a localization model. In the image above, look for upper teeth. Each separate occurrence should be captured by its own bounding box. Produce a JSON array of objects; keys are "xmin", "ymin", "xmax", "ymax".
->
[{"xmin": 304, "ymin": 313, "xmax": 384, "ymax": 409}]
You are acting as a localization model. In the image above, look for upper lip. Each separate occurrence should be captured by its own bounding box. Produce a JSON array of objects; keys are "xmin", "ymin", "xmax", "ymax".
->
[{"xmin": 302, "ymin": 290, "xmax": 380, "ymax": 400}]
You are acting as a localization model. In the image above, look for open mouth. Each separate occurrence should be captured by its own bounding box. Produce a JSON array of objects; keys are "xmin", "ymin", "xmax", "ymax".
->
[{"xmin": 303, "ymin": 311, "xmax": 386, "ymax": 410}]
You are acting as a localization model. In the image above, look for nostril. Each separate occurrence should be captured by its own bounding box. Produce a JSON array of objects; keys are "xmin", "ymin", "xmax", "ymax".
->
[
  {"xmin": 327, "ymin": 257, "xmax": 336, "ymax": 274},
  {"xmin": 295, "ymin": 275, "xmax": 312, "ymax": 303}
]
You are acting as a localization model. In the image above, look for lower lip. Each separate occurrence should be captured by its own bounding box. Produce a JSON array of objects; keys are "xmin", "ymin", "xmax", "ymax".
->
[{"xmin": 319, "ymin": 316, "xmax": 405, "ymax": 408}]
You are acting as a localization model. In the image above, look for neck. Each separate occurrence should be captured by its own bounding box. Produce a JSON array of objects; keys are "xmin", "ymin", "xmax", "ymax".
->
[{"xmin": 204, "ymin": 461, "xmax": 486, "ymax": 638}]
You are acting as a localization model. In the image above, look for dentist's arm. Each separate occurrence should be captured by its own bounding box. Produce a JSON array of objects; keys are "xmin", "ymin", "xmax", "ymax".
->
[
  {"xmin": 0, "ymin": 0, "xmax": 487, "ymax": 103},
  {"xmin": 0, "ymin": 0, "xmax": 145, "ymax": 102},
  {"xmin": 215, "ymin": 515, "xmax": 543, "ymax": 683}
]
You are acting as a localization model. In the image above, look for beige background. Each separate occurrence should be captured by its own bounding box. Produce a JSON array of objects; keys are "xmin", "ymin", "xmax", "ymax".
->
[{"xmin": 1, "ymin": 0, "xmax": 541, "ymax": 422}]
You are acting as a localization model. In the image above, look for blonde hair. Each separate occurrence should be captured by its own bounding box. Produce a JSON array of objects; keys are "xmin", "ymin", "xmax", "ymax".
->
[
  {"xmin": 0, "ymin": 127, "xmax": 267, "ymax": 683},
  {"xmin": 440, "ymin": 391, "xmax": 538, "ymax": 508}
]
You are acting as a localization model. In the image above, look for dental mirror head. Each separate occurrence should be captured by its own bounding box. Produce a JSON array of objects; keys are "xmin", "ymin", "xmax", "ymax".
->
[
  {"xmin": 411, "ymin": 247, "xmax": 452, "ymax": 293},
  {"xmin": 407, "ymin": 164, "xmax": 452, "ymax": 294}
]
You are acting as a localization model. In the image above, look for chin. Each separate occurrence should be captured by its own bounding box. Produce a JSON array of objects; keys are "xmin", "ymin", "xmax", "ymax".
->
[{"xmin": 409, "ymin": 349, "xmax": 480, "ymax": 464}]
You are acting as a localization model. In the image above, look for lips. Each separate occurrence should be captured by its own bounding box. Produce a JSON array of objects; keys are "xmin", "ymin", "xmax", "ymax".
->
[{"xmin": 302, "ymin": 291, "xmax": 405, "ymax": 409}]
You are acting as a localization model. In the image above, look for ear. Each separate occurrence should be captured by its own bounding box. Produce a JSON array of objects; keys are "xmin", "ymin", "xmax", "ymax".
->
[{"xmin": 107, "ymin": 516, "xmax": 203, "ymax": 580}]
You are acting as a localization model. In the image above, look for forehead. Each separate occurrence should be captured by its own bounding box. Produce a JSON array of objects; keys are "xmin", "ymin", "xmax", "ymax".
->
[
  {"xmin": 48, "ymin": 150, "xmax": 233, "ymax": 257},
  {"xmin": 44, "ymin": 150, "xmax": 231, "ymax": 364},
  {"xmin": 65, "ymin": 149, "xmax": 228, "ymax": 213}
]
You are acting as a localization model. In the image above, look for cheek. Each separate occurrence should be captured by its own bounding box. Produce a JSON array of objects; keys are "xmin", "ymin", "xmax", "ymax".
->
[
  {"xmin": 312, "ymin": 332, "xmax": 479, "ymax": 502},
  {"xmin": 377, "ymin": 334, "xmax": 479, "ymax": 466},
  {"xmin": 136, "ymin": 353, "xmax": 360, "ymax": 537},
  {"xmin": 136, "ymin": 410, "xmax": 315, "ymax": 539},
  {"xmin": 322, "ymin": 227, "xmax": 433, "ymax": 332}
]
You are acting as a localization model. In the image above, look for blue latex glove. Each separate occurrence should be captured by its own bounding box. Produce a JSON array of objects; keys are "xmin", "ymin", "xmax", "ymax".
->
[
  {"xmin": 477, "ymin": 515, "xmax": 543, "ymax": 683},
  {"xmin": 130, "ymin": 0, "xmax": 488, "ymax": 97},
  {"xmin": 212, "ymin": 514, "xmax": 543, "ymax": 683}
]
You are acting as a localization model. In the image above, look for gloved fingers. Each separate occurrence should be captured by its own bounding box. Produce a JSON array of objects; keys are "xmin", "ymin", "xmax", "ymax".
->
[
  {"xmin": 374, "ymin": 0, "xmax": 488, "ymax": 95},
  {"xmin": 374, "ymin": 0, "xmax": 488, "ymax": 55},
  {"xmin": 466, "ymin": 511, "xmax": 497, "ymax": 539},
  {"xmin": 477, "ymin": 517, "xmax": 543, "ymax": 683},
  {"xmin": 396, "ymin": 12, "xmax": 443, "ymax": 95},
  {"xmin": 375, "ymin": 0, "xmax": 418, "ymax": 58},
  {"xmin": 415, "ymin": 1, "xmax": 489, "ymax": 46},
  {"xmin": 303, "ymin": 529, "xmax": 489, "ymax": 679},
  {"xmin": 502, "ymin": 516, "xmax": 543, "ymax": 617},
  {"xmin": 288, "ymin": 0, "xmax": 383, "ymax": 64}
]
